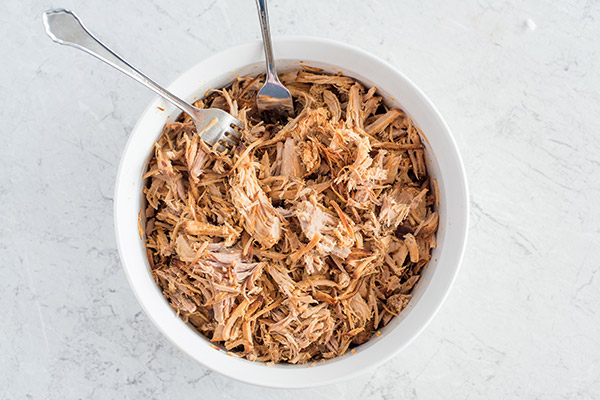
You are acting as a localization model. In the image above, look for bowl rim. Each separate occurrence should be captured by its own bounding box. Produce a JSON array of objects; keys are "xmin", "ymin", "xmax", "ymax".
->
[{"xmin": 114, "ymin": 35, "xmax": 469, "ymax": 388}]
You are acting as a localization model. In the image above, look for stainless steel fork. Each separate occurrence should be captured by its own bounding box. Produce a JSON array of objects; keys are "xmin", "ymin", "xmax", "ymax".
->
[
  {"xmin": 42, "ymin": 9, "xmax": 241, "ymax": 151},
  {"xmin": 254, "ymin": 0, "xmax": 294, "ymax": 118}
]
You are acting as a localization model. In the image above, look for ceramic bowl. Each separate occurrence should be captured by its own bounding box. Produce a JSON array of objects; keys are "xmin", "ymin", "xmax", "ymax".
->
[{"xmin": 114, "ymin": 36, "xmax": 469, "ymax": 388}]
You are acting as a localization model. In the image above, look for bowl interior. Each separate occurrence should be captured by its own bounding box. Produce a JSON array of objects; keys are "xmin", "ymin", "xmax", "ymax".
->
[{"xmin": 114, "ymin": 37, "xmax": 468, "ymax": 388}]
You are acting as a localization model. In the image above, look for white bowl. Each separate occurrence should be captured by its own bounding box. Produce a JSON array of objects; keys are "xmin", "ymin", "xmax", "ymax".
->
[{"xmin": 114, "ymin": 36, "xmax": 469, "ymax": 388}]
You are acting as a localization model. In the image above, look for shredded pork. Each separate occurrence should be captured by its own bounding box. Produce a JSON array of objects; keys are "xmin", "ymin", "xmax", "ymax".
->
[{"xmin": 143, "ymin": 69, "xmax": 439, "ymax": 364}]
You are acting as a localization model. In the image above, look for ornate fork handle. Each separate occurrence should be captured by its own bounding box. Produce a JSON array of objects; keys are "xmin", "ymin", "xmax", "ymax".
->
[{"xmin": 43, "ymin": 9, "xmax": 197, "ymax": 118}]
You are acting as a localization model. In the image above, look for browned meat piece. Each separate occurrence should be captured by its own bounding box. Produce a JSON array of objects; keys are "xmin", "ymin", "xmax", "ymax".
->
[
  {"xmin": 279, "ymin": 137, "xmax": 303, "ymax": 178},
  {"xmin": 322, "ymin": 90, "xmax": 341, "ymax": 122},
  {"xmin": 345, "ymin": 84, "xmax": 363, "ymax": 129},
  {"xmin": 229, "ymin": 154, "xmax": 283, "ymax": 249},
  {"xmin": 365, "ymin": 109, "xmax": 404, "ymax": 135},
  {"xmin": 296, "ymin": 71, "xmax": 356, "ymax": 91}
]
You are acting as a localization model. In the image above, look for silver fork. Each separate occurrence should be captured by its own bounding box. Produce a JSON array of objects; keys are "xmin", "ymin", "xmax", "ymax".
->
[
  {"xmin": 42, "ymin": 9, "xmax": 241, "ymax": 151},
  {"xmin": 254, "ymin": 0, "xmax": 294, "ymax": 118}
]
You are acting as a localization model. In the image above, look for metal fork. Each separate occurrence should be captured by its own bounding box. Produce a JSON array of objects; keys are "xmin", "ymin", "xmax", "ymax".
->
[
  {"xmin": 254, "ymin": 0, "xmax": 294, "ymax": 118},
  {"xmin": 42, "ymin": 9, "xmax": 241, "ymax": 151}
]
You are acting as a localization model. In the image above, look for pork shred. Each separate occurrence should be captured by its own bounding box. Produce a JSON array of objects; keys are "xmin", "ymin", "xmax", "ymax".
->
[{"xmin": 143, "ymin": 69, "xmax": 439, "ymax": 364}]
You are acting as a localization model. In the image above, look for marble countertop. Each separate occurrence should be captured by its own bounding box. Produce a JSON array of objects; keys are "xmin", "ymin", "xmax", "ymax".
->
[{"xmin": 2, "ymin": 0, "xmax": 599, "ymax": 398}]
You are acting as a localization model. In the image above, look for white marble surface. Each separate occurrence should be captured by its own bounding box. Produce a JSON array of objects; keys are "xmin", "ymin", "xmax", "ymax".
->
[{"xmin": 2, "ymin": 0, "xmax": 599, "ymax": 398}]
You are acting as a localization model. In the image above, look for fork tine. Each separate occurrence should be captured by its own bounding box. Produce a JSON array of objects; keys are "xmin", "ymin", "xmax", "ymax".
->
[
  {"xmin": 194, "ymin": 109, "xmax": 242, "ymax": 148},
  {"xmin": 225, "ymin": 128, "xmax": 242, "ymax": 141},
  {"xmin": 220, "ymin": 130, "xmax": 239, "ymax": 145},
  {"xmin": 216, "ymin": 138, "xmax": 233, "ymax": 152},
  {"xmin": 222, "ymin": 134, "xmax": 239, "ymax": 148},
  {"xmin": 229, "ymin": 116, "xmax": 243, "ymax": 128}
]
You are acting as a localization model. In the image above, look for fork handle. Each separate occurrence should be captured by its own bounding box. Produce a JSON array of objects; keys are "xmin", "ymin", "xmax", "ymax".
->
[
  {"xmin": 42, "ymin": 9, "xmax": 197, "ymax": 117},
  {"xmin": 255, "ymin": 0, "xmax": 279, "ymax": 82}
]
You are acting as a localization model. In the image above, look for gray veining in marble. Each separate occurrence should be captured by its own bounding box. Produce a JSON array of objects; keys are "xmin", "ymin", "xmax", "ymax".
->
[{"xmin": 1, "ymin": 0, "xmax": 599, "ymax": 399}]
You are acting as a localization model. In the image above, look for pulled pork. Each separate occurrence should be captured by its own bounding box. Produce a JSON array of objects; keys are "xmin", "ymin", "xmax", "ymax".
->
[{"xmin": 143, "ymin": 69, "xmax": 439, "ymax": 364}]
